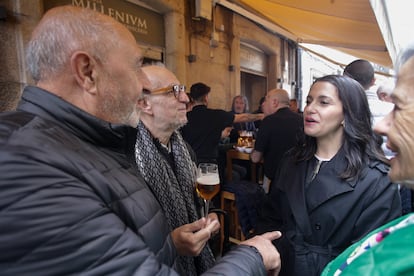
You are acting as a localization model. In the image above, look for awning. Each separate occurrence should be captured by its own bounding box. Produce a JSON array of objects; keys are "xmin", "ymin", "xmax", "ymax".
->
[
  {"xmin": 218, "ymin": 0, "xmax": 392, "ymax": 68},
  {"xmin": 370, "ymin": 0, "xmax": 413, "ymax": 67}
]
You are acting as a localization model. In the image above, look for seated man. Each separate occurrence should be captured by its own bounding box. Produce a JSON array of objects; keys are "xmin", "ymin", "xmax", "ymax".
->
[{"xmin": 229, "ymin": 95, "xmax": 257, "ymax": 143}]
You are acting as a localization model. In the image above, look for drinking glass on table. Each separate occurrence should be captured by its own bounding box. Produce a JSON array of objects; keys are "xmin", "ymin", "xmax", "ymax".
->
[{"xmin": 196, "ymin": 163, "xmax": 220, "ymax": 218}]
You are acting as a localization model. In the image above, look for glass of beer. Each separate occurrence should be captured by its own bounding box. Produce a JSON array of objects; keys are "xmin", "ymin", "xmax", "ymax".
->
[{"xmin": 196, "ymin": 163, "xmax": 220, "ymax": 218}]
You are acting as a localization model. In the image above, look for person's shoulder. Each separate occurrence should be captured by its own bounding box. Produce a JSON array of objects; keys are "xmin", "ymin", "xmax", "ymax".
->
[
  {"xmin": 185, "ymin": 106, "xmax": 204, "ymax": 120},
  {"xmin": 280, "ymin": 107, "xmax": 302, "ymax": 116},
  {"xmin": 187, "ymin": 104, "xmax": 206, "ymax": 113},
  {"xmin": 367, "ymin": 159, "xmax": 390, "ymax": 175},
  {"xmin": 264, "ymin": 112, "xmax": 279, "ymax": 120},
  {"xmin": 322, "ymin": 214, "xmax": 414, "ymax": 276},
  {"xmin": 211, "ymin": 108, "xmax": 234, "ymax": 120},
  {"xmin": 262, "ymin": 110, "xmax": 291, "ymax": 123},
  {"xmin": 0, "ymin": 110, "xmax": 35, "ymax": 130},
  {"xmin": 258, "ymin": 115, "xmax": 274, "ymax": 127},
  {"xmin": 287, "ymin": 109, "xmax": 303, "ymax": 121},
  {"xmin": 209, "ymin": 108, "xmax": 231, "ymax": 115},
  {"xmin": 0, "ymin": 111, "xmax": 48, "ymax": 150}
]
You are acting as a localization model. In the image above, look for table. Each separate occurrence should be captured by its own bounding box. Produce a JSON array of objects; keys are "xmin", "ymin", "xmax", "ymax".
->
[{"xmin": 226, "ymin": 149, "xmax": 262, "ymax": 183}]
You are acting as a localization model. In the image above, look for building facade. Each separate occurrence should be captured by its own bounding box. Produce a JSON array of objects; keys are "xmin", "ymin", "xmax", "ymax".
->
[{"xmin": 0, "ymin": 0, "xmax": 298, "ymax": 112}]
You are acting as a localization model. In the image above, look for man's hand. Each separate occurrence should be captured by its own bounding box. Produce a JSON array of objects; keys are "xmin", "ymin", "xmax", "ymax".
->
[
  {"xmin": 207, "ymin": 212, "xmax": 220, "ymax": 235},
  {"xmin": 241, "ymin": 231, "xmax": 282, "ymax": 275},
  {"xmin": 171, "ymin": 217, "xmax": 220, "ymax": 256}
]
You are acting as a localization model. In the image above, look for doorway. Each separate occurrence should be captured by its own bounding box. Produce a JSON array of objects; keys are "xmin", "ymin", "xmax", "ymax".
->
[{"xmin": 241, "ymin": 71, "xmax": 267, "ymax": 113}]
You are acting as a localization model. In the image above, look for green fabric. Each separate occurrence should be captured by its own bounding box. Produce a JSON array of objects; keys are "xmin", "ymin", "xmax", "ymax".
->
[{"xmin": 322, "ymin": 213, "xmax": 414, "ymax": 275}]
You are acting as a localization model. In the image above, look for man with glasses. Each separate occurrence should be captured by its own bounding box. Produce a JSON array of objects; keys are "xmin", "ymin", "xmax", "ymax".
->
[
  {"xmin": 181, "ymin": 82, "xmax": 264, "ymax": 179},
  {"xmin": 136, "ymin": 65, "xmax": 282, "ymax": 275},
  {"xmin": 136, "ymin": 65, "xmax": 219, "ymax": 275}
]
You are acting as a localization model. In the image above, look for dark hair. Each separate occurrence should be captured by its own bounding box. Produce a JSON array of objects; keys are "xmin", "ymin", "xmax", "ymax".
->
[
  {"xmin": 190, "ymin": 82, "xmax": 210, "ymax": 101},
  {"xmin": 343, "ymin": 59, "xmax": 374, "ymax": 89},
  {"xmin": 259, "ymin": 96, "xmax": 265, "ymax": 105},
  {"xmin": 295, "ymin": 75, "xmax": 387, "ymax": 181}
]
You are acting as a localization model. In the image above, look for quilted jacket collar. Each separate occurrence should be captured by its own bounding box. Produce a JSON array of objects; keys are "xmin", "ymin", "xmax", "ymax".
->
[{"xmin": 17, "ymin": 86, "xmax": 138, "ymax": 154}]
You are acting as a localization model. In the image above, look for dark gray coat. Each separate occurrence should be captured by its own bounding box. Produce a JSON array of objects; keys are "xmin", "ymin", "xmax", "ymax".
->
[
  {"xmin": 256, "ymin": 148, "xmax": 402, "ymax": 276},
  {"xmin": 0, "ymin": 86, "xmax": 266, "ymax": 276}
]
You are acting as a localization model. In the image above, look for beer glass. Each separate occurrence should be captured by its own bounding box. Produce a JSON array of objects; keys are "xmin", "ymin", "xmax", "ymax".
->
[{"xmin": 196, "ymin": 163, "xmax": 220, "ymax": 218}]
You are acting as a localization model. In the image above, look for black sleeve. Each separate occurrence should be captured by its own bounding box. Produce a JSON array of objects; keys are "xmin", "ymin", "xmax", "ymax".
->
[{"xmin": 184, "ymin": 140, "xmax": 198, "ymax": 164}]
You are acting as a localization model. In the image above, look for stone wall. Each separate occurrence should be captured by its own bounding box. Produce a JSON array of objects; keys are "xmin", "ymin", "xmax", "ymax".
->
[
  {"xmin": 0, "ymin": 0, "xmax": 295, "ymax": 112},
  {"xmin": 0, "ymin": 0, "xmax": 42, "ymax": 111}
]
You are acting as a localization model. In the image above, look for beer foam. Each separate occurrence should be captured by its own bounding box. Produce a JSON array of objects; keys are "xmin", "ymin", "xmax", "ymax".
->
[{"xmin": 197, "ymin": 174, "xmax": 219, "ymax": 185}]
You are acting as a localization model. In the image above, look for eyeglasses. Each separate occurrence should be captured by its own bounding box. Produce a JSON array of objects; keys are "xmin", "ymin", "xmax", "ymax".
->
[{"xmin": 143, "ymin": 84, "xmax": 186, "ymax": 99}]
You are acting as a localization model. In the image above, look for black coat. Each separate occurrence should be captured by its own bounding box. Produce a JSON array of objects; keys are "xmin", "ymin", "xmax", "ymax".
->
[
  {"xmin": 0, "ymin": 86, "xmax": 268, "ymax": 275},
  {"xmin": 256, "ymin": 148, "xmax": 402, "ymax": 276}
]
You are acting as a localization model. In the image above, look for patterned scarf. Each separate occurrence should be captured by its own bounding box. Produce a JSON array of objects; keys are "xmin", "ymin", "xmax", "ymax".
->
[{"xmin": 135, "ymin": 121, "xmax": 215, "ymax": 275}]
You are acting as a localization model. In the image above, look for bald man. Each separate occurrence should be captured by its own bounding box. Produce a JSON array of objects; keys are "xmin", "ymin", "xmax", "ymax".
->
[{"xmin": 251, "ymin": 89, "xmax": 304, "ymax": 193}]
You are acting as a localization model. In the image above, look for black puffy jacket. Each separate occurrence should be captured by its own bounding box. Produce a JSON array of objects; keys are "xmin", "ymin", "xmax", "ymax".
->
[{"xmin": 0, "ymin": 86, "xmax": 266, "ymax": 275}]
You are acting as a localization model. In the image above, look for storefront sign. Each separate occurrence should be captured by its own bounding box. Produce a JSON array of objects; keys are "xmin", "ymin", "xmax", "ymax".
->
[{"xmin": 43, "ymin": 0, "xmax": 165, "ymax": 47}]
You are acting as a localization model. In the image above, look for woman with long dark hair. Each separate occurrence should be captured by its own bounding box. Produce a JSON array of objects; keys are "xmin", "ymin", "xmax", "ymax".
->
[
  {"xmin": 322, "ymin": 44, "xmax": 414, "ymax": 276},
  {"xmin": 255, "ymin": 75, "xmax": 401, "ymax": 276}
]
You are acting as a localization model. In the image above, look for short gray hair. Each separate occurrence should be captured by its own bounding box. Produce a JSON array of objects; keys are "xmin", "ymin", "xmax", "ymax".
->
[{"xmin": 26, "ymin": 6, "xmax": 122, "ymax": 82}]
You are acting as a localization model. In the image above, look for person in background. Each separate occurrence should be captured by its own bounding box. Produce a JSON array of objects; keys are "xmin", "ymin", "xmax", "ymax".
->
[
  {"xmin": 375, "ymin": 79, "xmax": 411, "ymax": 214},
  {"xmin": 376, "ymin": 80, "xmax": 394, "ymax": 103},
  {"xmin": 218, "ymin": 125, "xmax": 247, "ymax": 182},
  {"xmin": 251, "ymin": 88, "xmax": 303, "ymax": 193},
  {"xmin": 322, "ymin": 44, "xmax": 414, "ymax": 276},
  {"xmin": 289, "ymin": 98, "xmax": 300, "ymax": 113},
  {"xmin": 343, "ymin": 59, "xmax": 394, "ymax": 127},
  {"xmin": 186, "ymin": 92, "xmax": 195, "ymax": 111},
  {"xmin": 221, "ymin": 126, "xmax": 233, "ymax": 140},
  {"xmin": 253, "ymin": 96, "xmax": 266, "ymax": 129},
  {"xmin": 371, "ymin": 79, "xmax": 396, "ymax": 159},
  {"xmin": 232, "ymin": 95, "xmax": 250, "ymax": 113},
  {"xmin": 181, "ymin": 82, "xmax": 263, "ymax": 184},
  {"xmin": 255, "ymin": 75, "xmax": 401, "ymax": 276},
  {"xmin": 136, "ymin": 65, "xmax": 219, "ymax": 274},
  {"xmin": 0, "ymin": 6, "xmax": 282, "ymax": 275},
  {"xmin": 227, "ymin": 95, "xmax": 256, "ymax": 181},
  {"xmin": 0, "ymin": 83, "xmax": 21, "ymax": 112},
  {"xmin": 343, "ymin": 59, "xmax": 376, "ymax": 89},
  {"xmin": 229, "ymin": 95, "xmax": 256, "ymax": 143}
]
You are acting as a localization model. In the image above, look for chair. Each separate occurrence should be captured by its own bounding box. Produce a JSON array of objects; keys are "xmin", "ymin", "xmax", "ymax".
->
[
  {"xmin": 220, "ymin": 149, "xmax": 251, "ymax": 247},
  {"xmin": 210, "ymin": 208, "xmax": 232, "ymax": 255},
  {"xmin": 220, "ymin": 190, "xmax": 245, "ymax": 244},
  {"xmin": 220, "ymin": 149, "xmax": 265, "ymax": 249}
]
